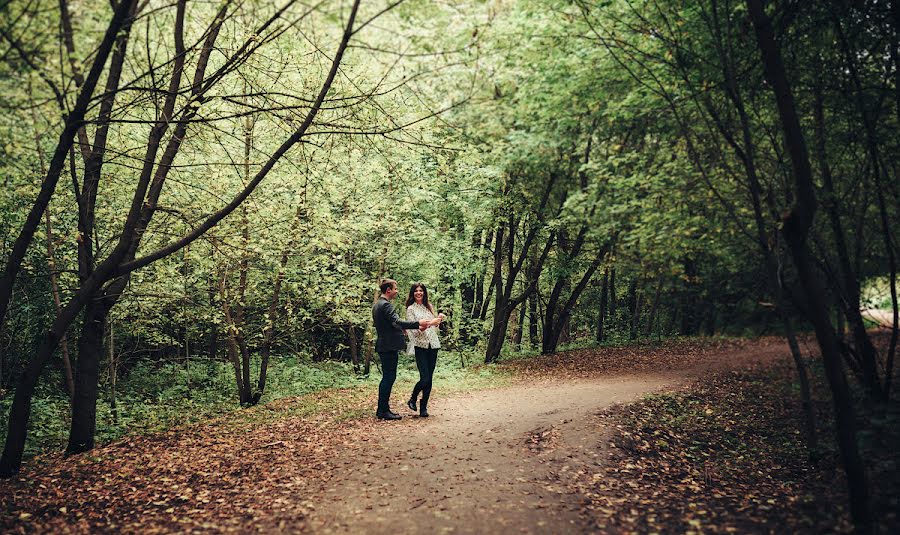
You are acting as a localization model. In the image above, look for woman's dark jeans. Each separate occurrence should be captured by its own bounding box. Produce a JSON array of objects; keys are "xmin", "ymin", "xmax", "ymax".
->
[{"xmin": 411, "ymin": 346, "xmax": 438, "ymax": 409}]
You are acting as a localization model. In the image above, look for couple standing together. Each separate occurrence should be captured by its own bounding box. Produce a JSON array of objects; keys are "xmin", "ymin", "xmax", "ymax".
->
[{"xmin": 372, "ymin": 278, "xmax": 444, "ymax": 420}]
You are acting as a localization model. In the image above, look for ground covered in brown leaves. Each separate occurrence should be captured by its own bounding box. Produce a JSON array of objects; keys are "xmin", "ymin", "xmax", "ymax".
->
[
  {"xmin": 0, "ymin": 387, "xmax": 385, "ymax": 533},
  {"xmin": 1, "ymin": 336, "xmax": 896, "ymax": 534},
  {"xmin": 573, "ymin": 360, "xmax": 900, "ymax": 534}
]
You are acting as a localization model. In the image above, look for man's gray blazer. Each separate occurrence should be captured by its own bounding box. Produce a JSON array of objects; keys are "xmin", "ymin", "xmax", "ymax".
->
[{"xmin": 373, "ymin": 296, "xmax": 419, "ymax": 353}]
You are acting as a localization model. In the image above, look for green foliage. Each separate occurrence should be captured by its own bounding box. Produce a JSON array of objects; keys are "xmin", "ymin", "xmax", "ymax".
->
[
  {"xmin": 0, "ymin": 345, "xmax": 514, "ymax": 458},
  {"xmin": 0, "ymin": 0, "xmax": 896, "ymax": 470}
]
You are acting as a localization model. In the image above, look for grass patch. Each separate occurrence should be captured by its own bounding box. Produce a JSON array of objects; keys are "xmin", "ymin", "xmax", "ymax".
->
[{"xmin": 0, "ymin": 346, "xmax": 515, "ymax": 459}]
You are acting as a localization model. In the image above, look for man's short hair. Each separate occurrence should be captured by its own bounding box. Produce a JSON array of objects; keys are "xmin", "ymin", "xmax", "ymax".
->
[{"xmin": 380, "ymin": 278, "xmax": 398, "ymax": 293}]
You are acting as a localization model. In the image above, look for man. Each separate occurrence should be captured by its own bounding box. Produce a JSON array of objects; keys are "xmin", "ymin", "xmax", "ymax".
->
[{"xmin": 373, "ymin": 278, "xmax": 438, "ymax": 420}]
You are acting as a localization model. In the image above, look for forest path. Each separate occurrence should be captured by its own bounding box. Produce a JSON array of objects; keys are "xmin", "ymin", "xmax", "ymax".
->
[
  {"xmin": 300, "ymin": 339, "xmax": 789, "ymax": 534},
  {"xmin": 861, "ymin": 308, "xmax": 897, "ymax": 328},
  {"xmin": 1, "ymin": 338, "xmax": 792, "ymax": 534}
]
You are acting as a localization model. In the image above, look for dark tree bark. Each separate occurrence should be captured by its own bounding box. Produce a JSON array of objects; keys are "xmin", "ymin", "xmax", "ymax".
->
[
  {"xmin": 747, "ymin": 0, "xmax": 870, "ymax": 527},
  {"xmin": 258, "ymin": 248, "xmax": 286, "ymax": 396},
  {"xmin": 697, "ymin": 0, "xmax": 820, "ymax": 457},
  {"xmin": 221, "ymin": 279, "xmax": 247, "ymax": 404},
  {"xmin": 811, "ymin": 55, "xmax": 883, "ymax": 400},
  {"xmin": 29, "ymin": 90, "xmax": 75, "ymax": 399},
  {"xmin": 66, "ymin": 299, "xmax": 110, "ymax": 453},
  {"xmin": 830, "ymin": 11, "xmax": 897, "ymax": 400},
  {"xmin": 479, "ymin": 230, "xmax": 493, "ymax": 317},
  {"xmin": 461, "ymin": 228, "xmax": 488, "ymax": 342},
  {"xmin": 484, "ymin": 238, "xmax": 554, "ymax": 360},
  {"xmin": 66, "ymin": 0, "xmax": 180, "ymax": 453},
  {"xmin": 512, "ymin": 303, "xmax": 526, "ymax": 347},
  {"xmin": 608, "ymin": 267, "xmax": 617, "ymax": 325},
  {"xmin": 528, "ymin": 292, "xmax": 539, "ymax": 347},
  {"xmin": 108, "ymin": 320, "xmax": 118, "ymax": 424},
  {"xmin": 627, "ymin": 278, "xmax": 640, "ymax": 340},
  {"xmin": 207, "ymin": 274, "xmax": 219, "ymax": 362},
  {"xmin": 645, "ymin": 276, "xmax": 663, "ymax": 338},
  {"xmin": 679, "ymin": 259, "xmax": 699, "ymax": 335},
  {"xmin": 543, "ymin": 253, "xmax": 605, "ymax": 354}
]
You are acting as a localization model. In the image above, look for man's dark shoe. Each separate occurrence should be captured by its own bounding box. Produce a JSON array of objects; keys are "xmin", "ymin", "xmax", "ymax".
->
[
  {"xmin": 407, "ymin": 398, "xmax": 417, "ymax": 412},
  {"xmin": 419, "ymin": 408, "xmax": 429, "ymax": 418},
  {"xmin": 377, "ymin": 411, "xmax": 402, "ymax": 420}
]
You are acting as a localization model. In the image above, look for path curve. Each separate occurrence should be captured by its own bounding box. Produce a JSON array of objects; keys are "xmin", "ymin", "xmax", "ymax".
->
[
  {"xmin": 0, "ymin": 338, "xmax": 792, "ymax": 534},
  {"xmin": 302, "ymin": 340, "xmax": 787, "ymax": 534}
]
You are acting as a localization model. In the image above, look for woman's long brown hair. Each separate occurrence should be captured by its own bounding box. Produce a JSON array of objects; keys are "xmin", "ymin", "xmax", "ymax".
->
[{"xmin": 405, "ymin": 282, "xmax": 435, "ymax": 314}]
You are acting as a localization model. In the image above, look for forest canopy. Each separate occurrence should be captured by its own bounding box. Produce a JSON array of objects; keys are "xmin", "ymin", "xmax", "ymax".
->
[{"xmin": 0, "ymin": 0, "xmax": 897, "ymax": 529}]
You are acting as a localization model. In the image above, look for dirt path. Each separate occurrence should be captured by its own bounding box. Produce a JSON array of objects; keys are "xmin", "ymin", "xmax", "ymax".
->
[
  {"xmin": 1, "ymin": 338, "xmax": 792, "ymax": 534},
  {"xmin": 861, "ymin": 308, "xmax": 897, "ymax": 328},
  {"xmin": 303, "ymin": 340, "xmax": 789, "ymax": 534}
]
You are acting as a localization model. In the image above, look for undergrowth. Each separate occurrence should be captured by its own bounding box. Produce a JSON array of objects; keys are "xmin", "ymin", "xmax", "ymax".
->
[{"xmin": 0, "ymin": 347, "xmax": 514, "ymax": 458}]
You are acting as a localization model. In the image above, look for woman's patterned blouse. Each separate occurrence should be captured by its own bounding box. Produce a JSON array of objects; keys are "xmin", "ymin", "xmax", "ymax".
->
[{"xmin": 405, "ymin": 303, "xmax": 441, "ymax": 349}]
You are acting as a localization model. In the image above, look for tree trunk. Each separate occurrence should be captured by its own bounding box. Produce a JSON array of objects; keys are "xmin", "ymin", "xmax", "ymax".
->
[
  {"xmin": 608, "ymin": 267, "xmax": 617, "ymax": 322},
  {"xmin": 460, "ymin": 229, "xmax": 482, "ymax": 343},
  {"xmin": 704, "ymin": 307, "xmax": 716, "ymax": 337},
  {"xmin": 596, "ymin": 269, "xmax": 609, "ymax": 343},
  {"xmin": 705, "ymin": 3, "xmax": 820, "ymax": 458},
  {"xmin": 0, "ymin": 319, "xmax": 75, "ymax": 475},
  {"xmin": 512, "ymin": 304, "xmax": 525, "ymax": 347},
  {"xmin": 225, "ymin": 330, "xmax": 246, "ymax": 403},
  {"xmin": 237, "ymin": 119, "xmax": 254, "ymax": 402},
  {"xmin": 680, "ymin": 259, "xmax": 699, "ymax": 335},
  {"xmin": 484, "ymin": 228, "xmax": 554, "ymax": 361},
  {"xmin": 30, "ymin": 93, "xmax": 75, "ymax": 399},
  {"xmin": 747, "ymin": 0, "xmax": 870, "ymax": 526},
  {"xmin": 349, "ymin": 325, "xmax": 360, "ymax": 371},
  {"xmin": 2, "ymin": 0, "xmax": 360, "ymax": 475},
  {"xmin": 207, "ymin": 274, "xmax": 218, "ymax": 363},
  {"xmin": 831, "ymin": 8, "xmax": 893, "ymax": 402},
  {"xmin": 528, "ymin": 293, "xmax": 539, "ymax": 347},
  {"xmin": 628, "ymin": 278, "xmax": 639, "ymax": 340},
  {"xmin": 219, "ymin": 269, "xmax": 249, "ymax": 404},
  {"xmin": 543, "ymin": 253, "xmax": 605, "ymax": 354},
  {"xmin": 108, "ymin": 319, "xmax": 118, "ymax": 424},
  {"xmin": 474, "ymin": 230, "xmax": 493, "ymax": 320},
  {"xmin": 645, "ymin": 276, "xmax": 663, "ymax": 338},
  {"xmin": 485, "ymin": 311, "xmax": 511, "ymax": 363},
  {"xmin": 558, "ymin": 315, "xmax": 571, "ymax": 346},
  {"xmin": 836, "ymin": 303, "xmax": 846, "ymax": 341},
  {"xmin": 66, "ymin": 299, "xmax": 109, "ymax": 454},
  {"xmin": 542, "ymin": 277, "xmax": 566, "ymax": 354}
]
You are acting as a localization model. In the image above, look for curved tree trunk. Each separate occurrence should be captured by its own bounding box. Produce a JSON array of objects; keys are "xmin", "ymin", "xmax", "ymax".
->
[{"xmin": 747, "ymin": 0, "xmax": 870, "ymax": 527}]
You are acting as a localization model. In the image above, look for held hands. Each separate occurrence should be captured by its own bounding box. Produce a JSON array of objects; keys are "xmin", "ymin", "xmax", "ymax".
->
[{"xmin": 418, "ymin": 316, "xmax": 443, "ymax": 331}]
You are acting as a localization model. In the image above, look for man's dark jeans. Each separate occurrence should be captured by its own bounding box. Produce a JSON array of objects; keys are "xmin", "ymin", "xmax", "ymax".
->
[{"xmin": 377, "ymin": 350, "xmax": 399, "ymax": 414}]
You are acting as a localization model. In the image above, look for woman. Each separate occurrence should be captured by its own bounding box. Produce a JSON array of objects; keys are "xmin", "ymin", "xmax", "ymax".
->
[{"xmin": 405, "ymin": 282, "xmax": 444, "ymax": 417}]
